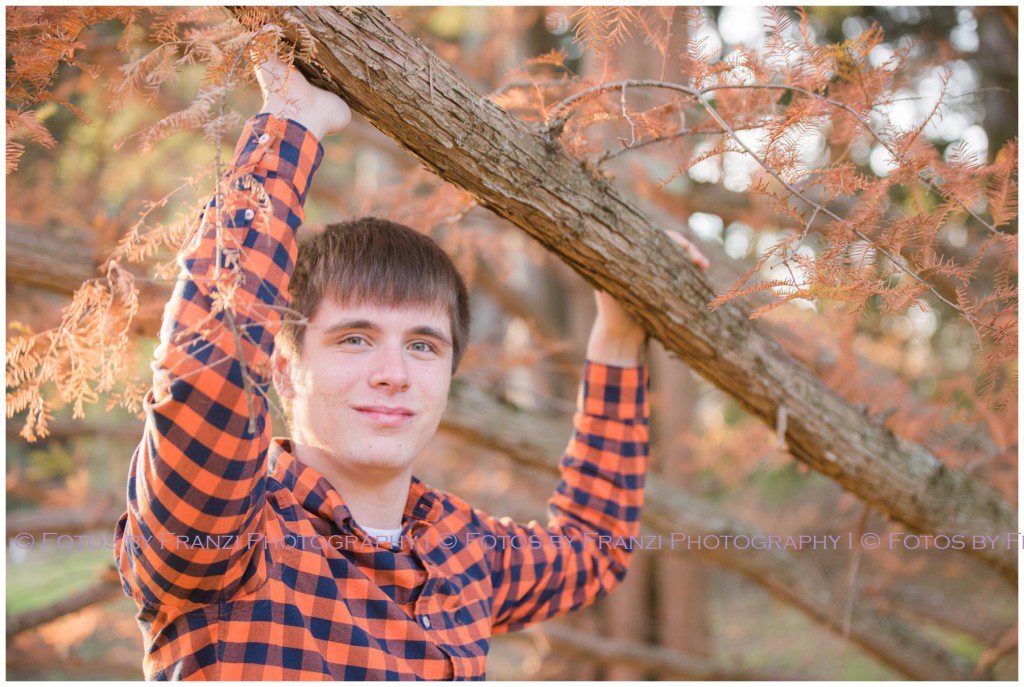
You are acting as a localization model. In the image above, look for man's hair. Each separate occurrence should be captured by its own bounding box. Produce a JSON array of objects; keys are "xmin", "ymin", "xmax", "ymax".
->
[{"xmin": 278, "ymin": 216, "xmax": 471, "ymax": 372}]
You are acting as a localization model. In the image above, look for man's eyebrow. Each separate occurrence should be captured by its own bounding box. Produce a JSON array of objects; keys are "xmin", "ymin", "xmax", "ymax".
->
[
  {"xmin": 409, "ymin": 326, "xmax": 452, "ymax": 348},
  {"xmin": 322, "ymin": 319, "xmax": 381, "ymax": 337}
]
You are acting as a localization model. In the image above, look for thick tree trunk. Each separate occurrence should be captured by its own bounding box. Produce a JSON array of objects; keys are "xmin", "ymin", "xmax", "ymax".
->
[
  {"xmin": 439, "ymin": 384, "xmax": 979, "ymax": 680},
  {"xmin": 603, "ymin": 548, "xmax": 652, "ymax": 679},
  {"xmin": 650, "ymin": 347, "xmax": 713, "ymax": 660},
  {"xmin": 247, "ymin": 6, "xmax": 1015, "ymax": 582}
]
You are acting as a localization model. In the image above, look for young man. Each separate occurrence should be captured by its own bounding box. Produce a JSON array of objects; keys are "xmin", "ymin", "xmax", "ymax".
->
[{"xmin": 114, "ymin": 56, "xmax": 703, "ymax": 680}]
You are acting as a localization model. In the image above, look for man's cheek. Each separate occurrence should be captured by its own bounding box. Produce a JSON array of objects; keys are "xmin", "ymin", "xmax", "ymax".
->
[{"xmin": 422, "ymin": 403, "xmax": 446, "ymax": 437}]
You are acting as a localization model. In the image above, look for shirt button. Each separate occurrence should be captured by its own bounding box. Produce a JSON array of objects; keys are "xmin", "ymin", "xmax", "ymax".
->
[
  {"xmin": 243, "ymin": 208, "xmax": 255, "ymax": 221},
  {"xmin": 420, "ymin": 616, "xmax": 431, "ymax": 629},
  {"xmin": 258, "ymin": 133, "xmax": 270, "ymax": 144}
]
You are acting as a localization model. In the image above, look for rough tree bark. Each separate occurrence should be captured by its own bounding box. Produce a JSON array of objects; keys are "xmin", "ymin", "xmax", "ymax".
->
[
  {"xmin": 237, "ymin": 6, "xmax": 1015, "ymax": 582},
  {"xmin": 440, "ymin": 384, "xmax": 979, "ymax": 680}
]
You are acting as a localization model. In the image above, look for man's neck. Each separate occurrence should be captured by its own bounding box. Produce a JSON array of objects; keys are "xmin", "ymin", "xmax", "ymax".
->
[{"xmin": 290, "ymin": 441, "xmax": 412, "ymax": 531}]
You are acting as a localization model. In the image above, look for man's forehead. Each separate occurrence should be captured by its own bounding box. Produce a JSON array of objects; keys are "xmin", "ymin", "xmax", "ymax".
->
[{"xmin": 312, "ymin": 298, "xmax": 451, "ymax": 333}]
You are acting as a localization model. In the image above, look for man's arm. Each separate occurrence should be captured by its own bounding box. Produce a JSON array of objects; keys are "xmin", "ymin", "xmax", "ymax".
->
[
  {"xmin": 483, "ymin": 291, "xmax": 651, "ymax": 633},
  {"xmin": 481, "ymin": 234, "xmax": 707, "ymax": 633},
  {"xmin": 113, "ymin": 58, "xmax": 349, "ymax": 610},
  {"xmin": 481, "ymin": 356, "xmax": 649, "ymax": 634}
]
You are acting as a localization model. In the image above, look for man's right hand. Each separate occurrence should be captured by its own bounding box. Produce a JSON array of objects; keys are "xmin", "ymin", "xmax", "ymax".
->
[{"xmin": 255, "ymin": 52, "xmax": 351, "ymax": 140}]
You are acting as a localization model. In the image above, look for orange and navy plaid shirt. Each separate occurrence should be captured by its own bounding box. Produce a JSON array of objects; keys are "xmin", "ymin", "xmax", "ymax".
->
[{"xmin": 113, "ymin": 113, "xmax": 650, "ymax": 680}]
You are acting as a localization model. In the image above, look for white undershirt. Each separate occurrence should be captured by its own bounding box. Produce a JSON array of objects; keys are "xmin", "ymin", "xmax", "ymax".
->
[{"xmin": 360, "ymin": 524, "xmax": 403, "ymax": 547}]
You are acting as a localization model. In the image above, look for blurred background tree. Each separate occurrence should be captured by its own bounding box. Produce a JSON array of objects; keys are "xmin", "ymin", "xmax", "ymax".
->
[{"xmin": 6, "ymin": 5, "xmax": 1017, "ymax": 680}]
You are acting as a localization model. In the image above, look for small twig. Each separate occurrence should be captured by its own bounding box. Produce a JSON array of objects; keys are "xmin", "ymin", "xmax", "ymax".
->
[
  {"xmin": 488, "ymin": 78, "xmax": 575, "ymax": 98},
  {"xmin": 775, "ymin": 403, "xmax": 787, "ymax": 449},
  {"xmin": 769, "ymin": 205, "xmax": 822, "ymax": 287},
  {"xmin": 598, "ymin": 126, "xmax": 727, "ymax": 164},
  {"xmin": 619, "ymin": 81, "xmax": 637, "ymax": 149},
  {"xmin": 798, "ymin": 206, "xmax": 819, "ymax": 245},
  {"xmin": 888, "ymin": 86, "xmax": 1008, "ymax": 103},
  {"xmin": 247, "ymin": 368, "xmax": 288, "ymax": 423},
  {"xmin": 838, "ymin": 504, "xmax": 871, "ymax": 637},
  {"xmin": 237, "ymin": 327, "xmax": 290, "ymax": 421}
]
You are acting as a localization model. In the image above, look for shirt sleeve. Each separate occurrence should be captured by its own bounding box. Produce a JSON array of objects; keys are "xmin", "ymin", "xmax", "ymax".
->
[
  {"xmin": 113, "ymin": 114, "xmax": 324, "ymax": 610},
  {"xmin": 484, "ymin": 360, "xmax": 650, "ymax": 634}
]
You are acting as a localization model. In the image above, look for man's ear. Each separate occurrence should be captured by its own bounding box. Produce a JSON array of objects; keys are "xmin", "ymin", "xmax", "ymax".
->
[{"xmin": 272, "ymin": 347, "xmax": 296, "ymax": 401}]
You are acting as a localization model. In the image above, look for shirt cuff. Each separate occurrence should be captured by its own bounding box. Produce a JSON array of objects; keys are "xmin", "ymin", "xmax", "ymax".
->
[
  {"xmin": 577, "ymin": 360, "xmax": 649, "ymax": 422},
  {"xmin": 230, "ymin": 113, "xmax": 325, "ymax": 205}
]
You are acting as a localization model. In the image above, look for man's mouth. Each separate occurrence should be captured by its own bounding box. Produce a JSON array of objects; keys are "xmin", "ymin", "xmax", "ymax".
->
[{"xmin": 353, "ymin": 405, "xmax": 415, "ymax": 427}]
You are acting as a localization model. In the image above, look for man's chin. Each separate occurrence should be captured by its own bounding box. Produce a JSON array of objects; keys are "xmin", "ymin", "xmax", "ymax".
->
[{"xmin": 330, "ymin": 445, "xmax": 416, "ymax": 473}]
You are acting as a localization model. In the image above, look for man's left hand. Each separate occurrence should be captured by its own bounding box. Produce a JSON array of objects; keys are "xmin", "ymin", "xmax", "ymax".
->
[{"xmin": 586, "ymin": 230, "xmax": 709, "ymax": 366}]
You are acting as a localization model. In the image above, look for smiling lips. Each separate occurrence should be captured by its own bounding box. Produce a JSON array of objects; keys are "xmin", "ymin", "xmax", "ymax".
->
[{"xmin": 353, "ymin": 405, "xmax": 415, "ymax": 427}]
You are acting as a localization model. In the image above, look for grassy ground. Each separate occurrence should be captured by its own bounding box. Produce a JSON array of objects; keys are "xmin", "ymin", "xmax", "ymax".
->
[{"xmin": 7, "ymin": 542, "xmax": 113, "ymax": 616}]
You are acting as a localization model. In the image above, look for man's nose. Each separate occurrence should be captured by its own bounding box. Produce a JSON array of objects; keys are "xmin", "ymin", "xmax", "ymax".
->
[{"xmin": 368, "ymin": 345, "xmax": 410, "ymax": 391}]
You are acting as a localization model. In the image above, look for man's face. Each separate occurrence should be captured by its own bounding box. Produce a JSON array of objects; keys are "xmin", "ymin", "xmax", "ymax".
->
[{"xmin": 277, "ymin": 298, "xmax": 454, "ymax": 476}]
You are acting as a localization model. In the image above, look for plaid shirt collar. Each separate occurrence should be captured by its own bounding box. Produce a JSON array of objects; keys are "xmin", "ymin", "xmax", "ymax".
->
[{"xmin": 267, "ymin": 437, "xmax": 444, "ymax": 533}]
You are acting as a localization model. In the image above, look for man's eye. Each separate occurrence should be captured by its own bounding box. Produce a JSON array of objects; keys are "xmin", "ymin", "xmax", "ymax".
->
[
  {"xmin": 410, "ymin": 341, "xmax": 436, "ymax": 353},
  {"xmin": 341, "ymin": 335, "xmax": 367, "ymax": 346}
]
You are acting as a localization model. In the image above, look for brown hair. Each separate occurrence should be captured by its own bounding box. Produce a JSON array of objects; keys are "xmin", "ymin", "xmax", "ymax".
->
[{"xmin": 278, "ymin": 216, "xmax": 471, "ymax": 372}]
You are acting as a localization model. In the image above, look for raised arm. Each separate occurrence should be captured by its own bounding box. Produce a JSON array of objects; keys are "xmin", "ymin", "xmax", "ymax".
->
[
  {"xmin": 113, "ymin": 56, "xmax": 350, "ymax": 611},
  {"xmin": 483, "ymin": 357, "xmax": 650, "ymax": 634},
  {"xmin": 482, "ymin": 234, "xmax": 707, "ymax": 633}
]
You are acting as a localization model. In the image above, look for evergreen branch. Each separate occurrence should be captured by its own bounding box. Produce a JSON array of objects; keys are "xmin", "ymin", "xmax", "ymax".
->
[{"xmin": 547, "ymin": 80, "xmax": 1009, "ymax": 236}]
